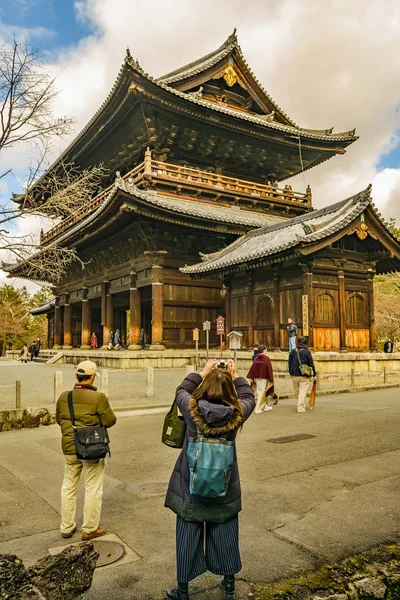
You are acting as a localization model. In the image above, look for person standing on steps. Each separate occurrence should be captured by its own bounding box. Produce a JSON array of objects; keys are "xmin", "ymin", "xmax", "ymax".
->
[
  {"xmin": 113, "ymin": 328, "xmax": 121, "ymax": 350},
  {"xmin": 56, "ymin": 360, "xmax": 116, "ymax": 541},
  {"xmin": 107, "ymin": 330, "xmax": 113, "ymax": 351},
  {"xmin": 164, "ymin": 359, "xmax": 255, "ymax": 600},
  {"xmin": 289, "ymin": 336, "xmax": 317, "ymax": 413},
  {"xmin": 287, "ymin": 318, "xmax": 298, "ymax": 352}
]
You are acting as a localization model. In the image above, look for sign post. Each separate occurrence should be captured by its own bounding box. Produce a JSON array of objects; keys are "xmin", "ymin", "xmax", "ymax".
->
[
  {"xmin": 202, "ymin": 320, "xmax": 211, "ymax": 360},
  {"xmin": 227, "ymin": 331, "xmax": 243, "ymax": 364},
  {"xmin": 216, "ymin": 315, "xmax": 225, "ymax": 358},
  {"xmin": 193, "ymin": 328, "xmax": 200, "ymax": 370},
  {"xmin": 302, "ymin": 295, "xmax": 309, "ymax": 337}
]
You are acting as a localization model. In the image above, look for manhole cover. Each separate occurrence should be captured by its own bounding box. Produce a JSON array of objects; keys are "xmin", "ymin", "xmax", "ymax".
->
[
  {"xmin": 139, "ymin": 482, "xmax": 168, "ymax": 495},
  {"xmin": 267, "ymin": 433, "xmax": 316, "ymax": 444},
  {"xmin": 92, "ymin": 540, "xmax": 125, "ymax": 567}
]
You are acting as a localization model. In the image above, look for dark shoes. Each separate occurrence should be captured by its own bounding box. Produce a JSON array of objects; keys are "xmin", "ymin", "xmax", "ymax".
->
[
  {"xmin": 165, "ymin": 585, "xmax": 189, "ymax": 600},
  {"xmin": 221, "ymin": 575, "xmax": 235, "ymax": 600}
]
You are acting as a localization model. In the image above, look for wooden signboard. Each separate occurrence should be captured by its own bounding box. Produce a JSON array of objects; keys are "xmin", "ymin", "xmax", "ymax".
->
[
  {"xmin": 216, "ymin": 315, "xmax": 225, "ymax": 335},
  {"xmin": 302, "ymin": 295, "xmax": 309, "ymax": 337}
]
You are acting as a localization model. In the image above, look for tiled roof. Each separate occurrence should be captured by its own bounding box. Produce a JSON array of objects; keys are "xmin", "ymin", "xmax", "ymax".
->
[
  {"xmin": 181, "ymin": 185, "xmax": 382, "ymax": 275},
  {"xmin": 116, "ymin": 177, "xmax": 284, "ymax": 228}
]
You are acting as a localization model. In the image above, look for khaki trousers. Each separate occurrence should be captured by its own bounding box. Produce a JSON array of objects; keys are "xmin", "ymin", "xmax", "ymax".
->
[
  {"xmin": 60, "ymin": 454, "xmax": 105, "ymax": 535},
  {"xmin": 291, "ymin": 376, "xmax": 313, "ymax": 410},
  {"xmin": 254, "ymin": 378, "xmax": 274, "ymax": 413}
]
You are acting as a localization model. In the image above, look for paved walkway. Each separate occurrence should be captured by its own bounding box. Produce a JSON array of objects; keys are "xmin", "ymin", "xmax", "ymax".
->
[{"xmin": 0, "ymin": 387, "xmax": 399, "ymax": 599}]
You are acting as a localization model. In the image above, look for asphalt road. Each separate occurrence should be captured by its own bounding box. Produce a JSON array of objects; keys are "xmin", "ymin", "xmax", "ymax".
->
[{"xmin": 0, "ymin": 387, "xmax": 399, "ymax": 599}]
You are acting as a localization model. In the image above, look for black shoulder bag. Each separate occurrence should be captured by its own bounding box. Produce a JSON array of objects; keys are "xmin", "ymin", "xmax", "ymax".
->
[{"xmin": 67, "ymin": 391, "xmax": 110, "ymax": 460}]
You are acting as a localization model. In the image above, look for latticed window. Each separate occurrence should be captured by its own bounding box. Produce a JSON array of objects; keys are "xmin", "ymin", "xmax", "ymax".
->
[
  {"xmin": 347, "ymin": 294, "xmax": 365, "ymax": 324},
  {"xmin": 315, "ymin": 293, "xmax": 336, "ymax": 323},
  {"xmin": 255, "ymin": 295, "xmax": 273, "ymax": 325}
]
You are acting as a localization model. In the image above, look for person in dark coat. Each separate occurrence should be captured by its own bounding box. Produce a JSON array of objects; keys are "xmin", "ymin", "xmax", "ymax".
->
[
  {"xmin": 247, "ymin": 345, "xmax": 276, "ymax": 413},
  {"xmin": 34, "ymin": 338, "xmax": 41, "ymax": 358},
  {"xmin": 251, "ymin": 343, "xmax": 260, "ymax": 362},
  {"xmin": 29, "ymin": 341, "xmax": 36, "ymax": 362},
  {"xmin": 140, "ymin": 328, "xmax": 145, "ymax": 350},
  {"xmin": 288, "ymin": 336, "xmax": 316, "ymax": 413},
  {"xmin": 383, "ymin": 339, "xmax": 393, "ymax": 353},
  {"xmin": 164, "ymin": 359, "xmax": 255, "ymax": 600}
]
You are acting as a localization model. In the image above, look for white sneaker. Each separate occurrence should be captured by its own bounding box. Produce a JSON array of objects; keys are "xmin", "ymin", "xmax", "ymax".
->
[
  {"xmin": 264, "ymin": 405, "xmax": 273, "ymax": 412},
  {"xmin": 297, "ymin": 407, "xmax": 306, "ymax": 413},
  {"xmin": 254, "ymin": 409, "xmax": 263, "ymax": 414}
]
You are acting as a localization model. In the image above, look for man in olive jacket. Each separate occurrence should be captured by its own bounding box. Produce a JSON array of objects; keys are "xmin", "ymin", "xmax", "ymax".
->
[{"xmin": 56, "ymin": 360, "xmax": 116, "ymax": 540}]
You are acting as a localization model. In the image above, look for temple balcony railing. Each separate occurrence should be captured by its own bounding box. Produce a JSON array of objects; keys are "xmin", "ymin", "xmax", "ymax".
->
[{"xmin": 40, "ymin": 151, "xmax": 312, "ymax": 246}]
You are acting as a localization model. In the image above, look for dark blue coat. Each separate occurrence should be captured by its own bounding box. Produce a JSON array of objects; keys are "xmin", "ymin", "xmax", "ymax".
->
[
  {"xmin": 164, "ymin": 373, "xmax": 255, "ymax": 523},
  {"xmin": 288, "ymin": 344, "xmax": 316, "ymax": 377}
]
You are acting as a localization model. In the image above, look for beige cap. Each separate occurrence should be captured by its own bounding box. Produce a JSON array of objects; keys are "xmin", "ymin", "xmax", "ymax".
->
[{"xmin": 76, "ymin": 360, "xmax": 99, "ymax": 377}]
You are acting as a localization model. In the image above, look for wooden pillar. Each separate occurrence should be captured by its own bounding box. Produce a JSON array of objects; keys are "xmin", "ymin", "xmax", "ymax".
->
[
  {"xmin": 129, "ymin": 271, "xmax": 142, "ymax": 350},
  {"xmin": 101, "ymin": 282, "xmax": 113, "ymax": 348},
  {"xmin": 368, "ymin": 273, "xmax": 376, "ymax": 351},
  {"xmin": 248, "ymin": 276, "xmax": 254, "ymax": 348},
  {"xmin": 144, "ymin": 250, "xmax": 167, "ymax": 351},
  {"xmin": 54, "ymin": 296, "xmax": 63, "ymax": 350},
  {"xmin": 81, "ymin": 287, "xmax": 91, "ymax": 349},
  {"xmin": 302, "ymin": 268, "xmax": 313, "ymax": 348},
  {"xmin": 63, "ymin": 293, "xmax": 73, "ymax": 349},
  {"xmin": 338, "ymin": 269, "xmax": 347, "ymax": 352},
  {"xmin": 273, "ymin": 272, "xmax": 280, "ymax": 350}
]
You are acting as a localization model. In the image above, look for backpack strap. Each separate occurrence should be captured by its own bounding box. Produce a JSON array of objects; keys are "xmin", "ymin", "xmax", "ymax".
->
[
  {"xmin": 67, "ymin": 391, "xmax": 76, "ymax": 429},
  {"xmin": 295, "ymin": 348, "xmax": 303, "ymax": 366}
]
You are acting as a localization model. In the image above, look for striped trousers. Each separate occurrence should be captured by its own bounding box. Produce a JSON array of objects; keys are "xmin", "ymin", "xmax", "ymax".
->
[{"xmin": 176, "ymin": 516, "xmax": 242, "ymax": 583}]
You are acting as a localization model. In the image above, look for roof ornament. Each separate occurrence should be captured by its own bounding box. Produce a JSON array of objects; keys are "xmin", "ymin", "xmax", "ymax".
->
[
  {"xmin": 187, "ymin": 86, "xmax": 203, "ymax": 100},
  {"xmin": 326, "ymin": 127, "xmax": 333, "ymax": 135},
  {"xmin": 125, "ymin": 49, "xmax": 144, "ymax": 74},
  {"xmin": 259, "ymin": 110, "xmax": 275, "ymax": 122},
  {"xmin": 227, "ymin": 27, "xmax": 238, "ymax": 46},
  {"xmin": 349, "ymin": 128, "xmax": 356, "ymax": 136}
]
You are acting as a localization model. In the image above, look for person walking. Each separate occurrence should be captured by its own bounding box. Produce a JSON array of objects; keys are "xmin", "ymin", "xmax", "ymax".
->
[
  {"xmin": 107, "ymin": 330, "xmax": 113, "ymax": 351},
  {"xmin": 287, "ymin": 319, "xmax": 298, "ymax": 352},
  {"xmin": 164, "ymin": 359, "xmax": 255, "ymax": 600},
  {"xmin": 90, "ymin": 332, "xmax": 98, "ymax": 350},
  {"xmin": 247, "ymin": 345, "xmax": 276, "ymax": 413},
  {"xmin": 140, "ymin": 327, "xmax": 145, "ymax": 350},
  {"xmin": 29, "ymin": 340, "xmax": 36, "ymax": 362},
  {"xmin": 289, "ymin": 336, "xmax": 316, "ymax": 413},
  {"xmin": 383, "ymin": 339, "xmax": 393, "ymax": 353},
  {"xmin": 34, "ymin": 338, "xmax": 41, "ymax": 358},
  {"xmin": 113, "ymin": 329, "xmax": 121, "ymax": 350},
  {"xmin": 20, "ymin": 343, "xmax": 29, "ymax": 363},
  {"xmin": 251, "ymin": 343, "xmax": 260, "ymax": 362},
  {"xmin": 55, "ymin": 360, "xmax": 116, "ymax": 540}
]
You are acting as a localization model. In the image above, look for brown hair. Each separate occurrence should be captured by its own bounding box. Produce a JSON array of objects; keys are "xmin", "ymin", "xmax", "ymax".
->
[{"xmin": 191, "ymin": 369, "xmax": 244, "ymax": 428}]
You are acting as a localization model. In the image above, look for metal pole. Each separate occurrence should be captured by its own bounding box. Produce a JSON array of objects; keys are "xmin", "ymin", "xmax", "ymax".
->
[
  {"xmin": 145, "ymin": 366, "xmax": 154, "ymax": 398},
  {"xmin": 15, "ymin": 381, "xmax": 21, "ymax": 409},
  {"xmin": 54, "ymin": 371, "xmax": 63, "ymax": 403},
  {"xmin": 206, "ymin": 330, "xmax": 209, "ymax": 361},
  {"xmin": 195, "ymin": 339, "xmax": 199, "ymax": 371},
  {"xmin": 233, "ymin": 349, "xmax": 237, "ymax": 364},
  {"xmin": 220, "ymin": 335, "xmax": 223, "ymax": 358}
]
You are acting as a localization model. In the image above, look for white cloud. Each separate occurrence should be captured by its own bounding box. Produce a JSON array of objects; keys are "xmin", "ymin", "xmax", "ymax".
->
[{"xmin": 2, "ymin": 0, "xmax": 400, "ymax": 232}]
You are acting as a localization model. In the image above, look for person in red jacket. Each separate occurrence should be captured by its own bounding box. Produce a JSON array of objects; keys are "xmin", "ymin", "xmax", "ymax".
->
[{"xmin": 247, "ymin": 345, "xmax": 276, "ymax": 413}]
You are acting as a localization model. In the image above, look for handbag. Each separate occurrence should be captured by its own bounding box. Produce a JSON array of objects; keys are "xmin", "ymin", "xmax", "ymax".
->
[
  {"xmin": 295, "ymin": 349, "xmax": 313, "ymax": 377},
  {"xmin": 187, "ymin": 428, "xmax": 234, "ymax": 498},
  {"xmin": 67, "ymin": 391, "xmax": 110, "ymax": 460},
  {"xmin": 162, "ymin": 399, "xmax": 186, "ymax": 448}
]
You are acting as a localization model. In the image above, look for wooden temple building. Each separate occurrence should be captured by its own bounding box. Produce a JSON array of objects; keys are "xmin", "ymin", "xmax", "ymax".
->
[{"xmin": 7, "ymin": 30, "xmax": 400, "ymax": 352}]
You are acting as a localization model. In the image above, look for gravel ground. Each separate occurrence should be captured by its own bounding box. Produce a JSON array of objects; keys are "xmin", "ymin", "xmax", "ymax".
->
[{"xmin": 1, "ymin": 359, "xmax": 399, "ymax": 411}]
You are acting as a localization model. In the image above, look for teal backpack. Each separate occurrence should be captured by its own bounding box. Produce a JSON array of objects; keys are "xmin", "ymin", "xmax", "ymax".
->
[{"xmin": 187, "ymin": 429, "xmax": 234, "ymax": 498}]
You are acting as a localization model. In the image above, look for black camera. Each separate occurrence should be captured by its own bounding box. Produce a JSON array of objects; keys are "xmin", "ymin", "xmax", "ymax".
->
[{"xmin": 216, "ymin": 359, "xmax": 228, "ymax": 370}]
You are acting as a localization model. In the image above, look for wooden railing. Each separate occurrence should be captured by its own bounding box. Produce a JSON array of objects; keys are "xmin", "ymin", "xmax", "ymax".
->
[{"xmin": 41, "ymin": 154, "xmax": 311, "ymax": 246}]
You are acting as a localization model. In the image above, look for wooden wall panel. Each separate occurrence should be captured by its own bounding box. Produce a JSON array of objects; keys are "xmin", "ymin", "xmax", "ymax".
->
[
  {"xmin": 313, "ymin": 327, "xmax": 340, "ymax": 350},
  {"xmin": 346, "ymin": 329, "xmax": 370, "ymax": 350},
  {"xmin": 231, "ymin": 296, "xmax": 250, "ymax": 327},
  {"xmin": 163, "ymin": 284, "xmax": 220, "ymax": 303},
  {"xmin": 280, "ymin": 289, "xmax": 302, "ymax": 323},
  {"xmin": 254, "ymin": 328, "xmax": 274, "ymax": 348}
]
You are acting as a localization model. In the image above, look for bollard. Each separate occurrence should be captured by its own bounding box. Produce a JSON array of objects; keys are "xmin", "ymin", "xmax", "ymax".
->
[
  {"xmin": 350, "ymin": 368, "xmax": 355, "ymax": 387},
  {"xmin": 54, "ymin": 371, "xmax": 63, "ymax": 403},
  {"xmin": 186, "ymin": 364, "xmax": 196, "ymax": 375},
  {"xmin": 101, "ymin": 369, "xmax": 109, "ymax": 396},
  {"xmin": 384, "ymin": 366, "xmax": 388, "ymax": 384},
  {"xmin": 15, "ymin": 381, "xmax": 21, "ymax": 409},
  {"xmin": 145, "ymin": 366, "xmax": 154, "ymax": 398}
]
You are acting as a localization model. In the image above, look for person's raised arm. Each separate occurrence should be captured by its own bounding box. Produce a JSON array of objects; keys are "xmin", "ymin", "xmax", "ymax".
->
[
  {"xmin": 175, "ymin": 359, "xmax": 218, "ymax": 415},
  {"xmin": 227, "ymin": 359, "xmax": 255, "ymax": 420}
]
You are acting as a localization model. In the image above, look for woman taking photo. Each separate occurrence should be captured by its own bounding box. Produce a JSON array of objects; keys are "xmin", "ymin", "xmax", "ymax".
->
[{"xmin": 164, "ymin": 359, "xmax": 255, "ymax": 600}]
